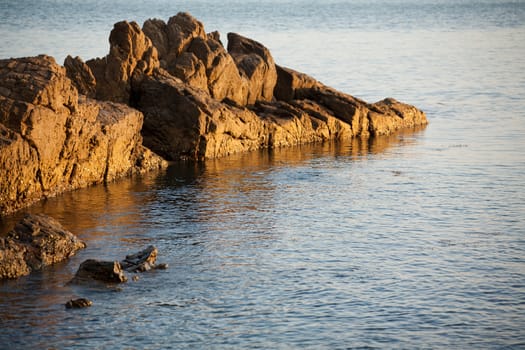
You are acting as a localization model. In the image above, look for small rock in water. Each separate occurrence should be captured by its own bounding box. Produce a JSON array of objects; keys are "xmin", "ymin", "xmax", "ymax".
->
[
  {"xmin": 120, "ymin": 245, "xmax": 168, "ymax": 272},
  {"xmin": 70, "ymin": 259, "xmax": 128, "ymax": 284},
  {"xmin": 132, "ymin": 275, "xmax": 140, "ymax": 282},
  {"xmin": 155, "ymin": 263, "xmax": 169, "ymax": 270},
  {"xmin": 121, "ymin": 245, "xmax": 157, "ymax": 272},
  {"xmin": 65, "ymin": 298, "xmax": 93, "ymax": 309},
  {"xmin": 0, "ymin": 214, "xmax": 86, "ymax": 280}
]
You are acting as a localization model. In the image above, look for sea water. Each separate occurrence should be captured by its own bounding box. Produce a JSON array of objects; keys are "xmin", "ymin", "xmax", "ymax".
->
[{"xmin": 1, "ymin": 0, "xmax": 525, "ymax": 348}]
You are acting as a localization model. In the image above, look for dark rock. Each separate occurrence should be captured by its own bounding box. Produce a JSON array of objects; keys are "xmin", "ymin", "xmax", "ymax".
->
[
  {"xmin": 65, "ymin": 298, "xmax": 93, "ymax": 309},
  {"xmin": 70, "ymin": 245, "xmax": 166, "ymax": 285},
  {"xmin": 134, "ymin": 69, "xmax": 268, "ymax": 160},
  {"xmin": 121, "ymin": 245, "xmax": 157, "ymax": 272},
  {"xmin": 71, "ymin": 259, "xmax": 128, "ymax": 284},
  {"xmin": 64, "ymin": 55, "xmax": 96, "ymax": 98},
  {"xmin": 0, "ymin": 214, "xmax": 86, "ymax": 279},
  {"xmin": 273, "ymin": 65, "xmax": 320, "ymax": 102}
]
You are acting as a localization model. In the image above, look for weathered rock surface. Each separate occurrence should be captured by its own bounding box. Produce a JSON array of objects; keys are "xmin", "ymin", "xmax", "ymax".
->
[
  {"xmin": 59, "ymin": 12, "xmax": 426, "ymax": 162},
  {"xmin": 120, "ymin": 245, "xmax": 158, "ymax": 272},
  {"xmin": 0, "ymin": 214, "xmax": 86, "ymax": 279},
  {"xmin": 0, "ymin": 55, "xmax": 166, "ymax": 215},
  {"xmin": 70, "ymin": 245, "xmax": 166, "ymax": 285},
  {"xmin": 86, "ymin": 21, "xmax": 159, "ymax": 103},
  {"xmin": 227, "ymin": 32, "xmax": 277, "ymax": 105},
  {"xmin": 70, "ymin": 259, "xmax": 128, "ymax": 284}
]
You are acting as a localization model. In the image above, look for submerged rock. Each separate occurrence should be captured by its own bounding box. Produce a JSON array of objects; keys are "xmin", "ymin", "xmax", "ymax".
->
[
  {"xmin": 0, "ymin": 214, "xmax": 86, "ymax": 279},
  {"xmin": 65, "ymin": 298, "xmax": 93, "ymax": 309}
]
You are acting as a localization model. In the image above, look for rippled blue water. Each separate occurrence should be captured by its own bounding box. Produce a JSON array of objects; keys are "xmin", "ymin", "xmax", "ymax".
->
[{"xmin": 1, "ymin": 0, "xmax": 525, "ymax": 349}]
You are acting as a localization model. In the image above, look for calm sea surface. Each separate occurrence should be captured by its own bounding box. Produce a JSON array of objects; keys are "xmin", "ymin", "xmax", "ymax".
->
[{"xmin": 1, "ymin": 0, "xmax": 525, "ymax": 349}]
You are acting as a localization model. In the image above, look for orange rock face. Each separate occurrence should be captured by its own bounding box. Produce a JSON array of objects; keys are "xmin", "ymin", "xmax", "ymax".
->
[{"xmin": 0, "ymin": 55, "xmax": 166, "ymax": 215}]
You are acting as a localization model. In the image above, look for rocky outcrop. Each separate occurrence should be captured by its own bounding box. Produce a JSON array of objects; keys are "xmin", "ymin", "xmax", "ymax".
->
[
  {"xmin": 0, "ymin": 55, "xmax": 166, "ymax": 215},
  {"xmin": 142, "ymin": 13, "xmax": 249, "ymax": 106},
  {"xmin": 57, "ymin": 12, "xmax": 426, "ymax": 162},
  {"xmin": 138, "ymin": 13, "xmax": 427, "ymax": 159},
  {"xmin": 133, "ymin": 69, "xmax": 268, "ymax": 160},
  {"xmin": 70, "ymin": 245, "xmax": 166, "ymax": 284},
  {"xmin": 0, "ymin": 214, "xmax": 86, "ymax": 279},
  {"xmin": 1, "ymin": 12, "xmax": 427, "ymax": 210}
]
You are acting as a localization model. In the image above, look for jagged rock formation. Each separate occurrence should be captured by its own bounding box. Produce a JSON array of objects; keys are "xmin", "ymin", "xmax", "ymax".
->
[
  {"xmin": 0, "ymin": 55, "xmax": 167, "ymax": 215},
  {"xmin": 0, "ymin": 214, "xmax": 86, "ymax": 279},
  {"xmin": 0, "ymin": 12, "xmax": 427, "ymax": 214},
  {"xmin": 86, "ymin": 21, "xmax": 159, "ymax": 104},
  {"xmin": 69, "ymin": 12, "xmax": 427, "ymax": 161}
]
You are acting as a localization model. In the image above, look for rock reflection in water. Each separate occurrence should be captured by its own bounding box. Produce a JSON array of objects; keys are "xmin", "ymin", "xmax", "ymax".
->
[
  {"xmin": 0, "ymin": 129, "xmax": 423, "ymax": 237},
  {"xmin": 0, "ymin": 129, "xmax": 425, "ymax": 348}
]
